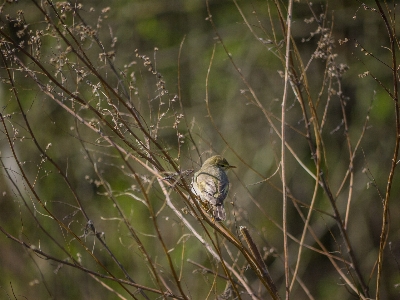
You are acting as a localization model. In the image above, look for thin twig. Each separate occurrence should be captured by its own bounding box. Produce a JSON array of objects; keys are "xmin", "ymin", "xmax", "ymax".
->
[{"xmin": 281, "ymin": 1, "xmax": 293, "ymax": 298}]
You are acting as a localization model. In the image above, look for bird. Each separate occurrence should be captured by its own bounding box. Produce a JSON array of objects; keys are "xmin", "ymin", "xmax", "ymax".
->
[{"xmin": 191, "ymin": 155, "xmax": 236, "ymax": 221}]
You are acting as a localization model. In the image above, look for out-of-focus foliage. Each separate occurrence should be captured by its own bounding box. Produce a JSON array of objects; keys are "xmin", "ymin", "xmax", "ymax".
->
[{"xmin": 0, "ymin": 0, "xmax": 399, "ymax": 299}]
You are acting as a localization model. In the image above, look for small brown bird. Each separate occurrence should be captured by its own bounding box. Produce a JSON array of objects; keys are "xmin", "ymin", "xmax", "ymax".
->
[{"xmin": 191, "ymin": 155, "xmax": 236, "ymax": 221}]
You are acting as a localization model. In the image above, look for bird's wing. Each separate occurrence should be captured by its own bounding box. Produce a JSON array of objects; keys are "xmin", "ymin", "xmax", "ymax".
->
[{"xmin": 194, "ymin": 172, "xmax": 219, "ymax": 206}]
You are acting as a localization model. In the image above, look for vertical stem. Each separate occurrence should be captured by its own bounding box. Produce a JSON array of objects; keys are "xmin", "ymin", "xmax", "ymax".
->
[
  {"xmin": 282, "ymin": 1, "xmax": 293, "ymax": 299},
  {"xmin": 374, "ymin": 1, "xmax": 399, "ymax": 298}
]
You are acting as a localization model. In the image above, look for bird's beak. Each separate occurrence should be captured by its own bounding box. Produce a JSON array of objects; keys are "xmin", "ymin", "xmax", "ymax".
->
[{"xmin": 227, "ymin": 165, "xmax": 236, "ymax": 169}]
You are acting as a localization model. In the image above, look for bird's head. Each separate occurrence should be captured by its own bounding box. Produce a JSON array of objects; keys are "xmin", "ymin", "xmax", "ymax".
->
[{"xmin": 203, "ymin": 155, "xmax": 236, "ymax": 170}]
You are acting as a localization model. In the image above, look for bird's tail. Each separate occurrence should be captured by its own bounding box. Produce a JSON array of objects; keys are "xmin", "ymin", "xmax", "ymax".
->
[{"xmin": 214, "ymin": 205, "xmax": 226, "ymax": 221}]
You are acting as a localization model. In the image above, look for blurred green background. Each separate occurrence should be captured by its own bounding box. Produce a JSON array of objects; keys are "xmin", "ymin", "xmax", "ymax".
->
[{"xmin": 1, "ymin": 0, "xmax": 399, "ymax": 299}]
